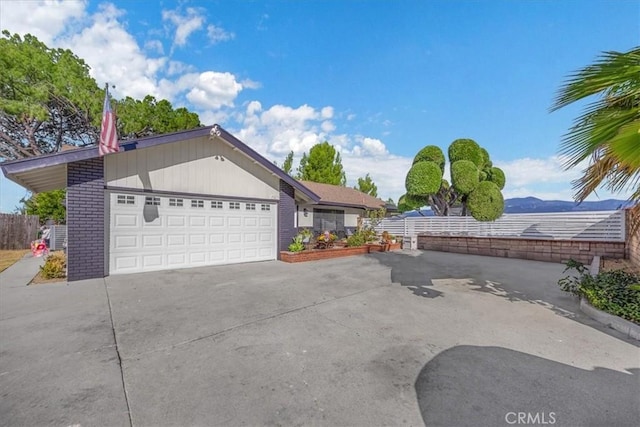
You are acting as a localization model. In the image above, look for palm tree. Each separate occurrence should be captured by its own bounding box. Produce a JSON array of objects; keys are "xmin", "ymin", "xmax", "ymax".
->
[{"xmin": 551, "ymin": 47, "xmax": 640, "ymax": 230}]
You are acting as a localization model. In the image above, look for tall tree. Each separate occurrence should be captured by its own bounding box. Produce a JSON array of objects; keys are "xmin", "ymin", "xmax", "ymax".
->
[
  {"xmin": 21, "ymin": 189, "xmax": 66, "ymax": 224},
  {"xmin": 0, "ymin": 31, "xmax": 103, "ymax": 160},
  {"xmin": 400, "ymin": 139, "xmax": 506, "ymax": 221},
  {"xmin": 281, "ymin": 150, "xmax": 294, "ymax": 175},
  {"xmin": 355, "ymin": 173, "xmax": 378, "ymax": 197},
  {"xmin": 116, "ymin": 95, "xmax": 200, "ymax": 139},
  {"xmin": 0, "ymin": 31, "xmax": 202, "ymax": 161},
  {"xmin": 297, "ymin": 141, "xmax": 346, "ymax": 185},
  {"xmin": 550, "ymin": 46, "xmax": 640, "ymax": 229}
]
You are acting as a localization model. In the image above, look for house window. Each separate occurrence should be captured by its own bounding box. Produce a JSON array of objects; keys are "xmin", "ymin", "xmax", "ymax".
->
[
  {"xmin": 229, "ymin": 202, "xmax": 240, "ymax": 210},
  {"xmin": 313, "ymin": 209, "xmax": 344, "ymax": 234},
  {"xmin": 145, "ymin": 196, "xmax": 161, "ymax": 206},
  {"xmin": 191, "ymin": 200, "xmax": 204, "ymax": 208},
  {"xmin": 261, "ymin": 204, "xmax": 271, "ymax": 211},
  {"xmin": 245, "ymin": 203, "xmax": 256, "ymax": 211},
  {"xmin": 169, "ymin": 198, "xmax": 183, "ymax": 207},
  {"xmin": 116, "ymin": 195, "xmax": 135, "ymax": 205},
  {"xmin": 211, "ymin": 201, "xmax": 223, "ymax": 209}
]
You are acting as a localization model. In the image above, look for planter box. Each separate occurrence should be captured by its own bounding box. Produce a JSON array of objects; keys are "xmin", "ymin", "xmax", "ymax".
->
[{"xmin": 280, "ymin": 242, "xmax": 401, "ymax": 263}]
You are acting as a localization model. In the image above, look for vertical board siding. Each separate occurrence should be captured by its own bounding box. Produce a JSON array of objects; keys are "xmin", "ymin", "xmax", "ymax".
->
[
  {"xmin": 0, "ymin": 214, "xmax": 39, "ymax": 249},
  {"xmin": 67, "ymin": 158, "xmax": 105, "ymax": 281},
  {"xmin": 279, "ymin": 180, "xmax": 295, "ymax": 255},
  {"xmin": 105, "ymin": 137, "xmax": 279, "ymax": 200},
  {"xmin": 368, "ymin": 211, "xmax": 626, "ymax": 242}
]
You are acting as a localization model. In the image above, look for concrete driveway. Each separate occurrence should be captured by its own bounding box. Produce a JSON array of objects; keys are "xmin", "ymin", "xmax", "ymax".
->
[{"xmin": 1, "ymin": 251, "xmax": 638, "ymax": 426}]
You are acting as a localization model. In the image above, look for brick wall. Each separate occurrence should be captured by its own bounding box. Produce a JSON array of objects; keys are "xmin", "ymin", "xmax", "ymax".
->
[
  {"xmin": 627, "ymin": 209, "xmax": 640, "ymax": 267},
  {"xmin": 417, "ymin": 235, "xmax": 625, "ymax": 265},
  {"xmin": 67, "ymin": 158, "xmax": 105, "ymax": 281},
  {"xmin": 278, "ymin": 180, "xmax": 296, "ymax": 257}
]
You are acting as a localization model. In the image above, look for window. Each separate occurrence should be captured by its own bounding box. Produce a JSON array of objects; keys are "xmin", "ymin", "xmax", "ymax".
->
[
  {"xmin": 229, "ymin": 202, "xmax": 240, "ymax": 210},
  {"xmin": 261, "ymin": 204, "xmax": 271, "ymax": 211},
  {"xmin": 245, "ymin": 203, "xmax": 256, "ymax": 211},
  {"xmin": 191, "ymin": 199, "xmax": 204, "ymax": 208},
  {"xmin": 211, "ymin": 201, "xmax": 223, "ymax": 209},
  {"xmin": 145, "ymin": 196, "xmax": 161, "ymax": 206},
  {"xmin": 313, "ymin": 209, "xmax": 344, "ymax": 234},
  {"xmin": 116, "ymin": 195, "xmax": 135, "ymax": 205},
  {"xmin": 169, "ymin": 198, "xmax": 183, "ymax": 207}
]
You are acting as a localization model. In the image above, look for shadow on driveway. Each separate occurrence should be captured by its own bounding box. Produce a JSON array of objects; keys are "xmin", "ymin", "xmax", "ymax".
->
[
  {"xmin": 415, "ymin": 345, "xmax": 639, "ymax": 427},
  {"xmin": 368, "ymin": 250, "xmax": 639, "ymax": 345}
]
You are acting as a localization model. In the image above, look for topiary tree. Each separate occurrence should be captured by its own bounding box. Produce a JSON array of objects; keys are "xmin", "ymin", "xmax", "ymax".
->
[{"xmin": 400, "ymin": 138, "xmax": 506, "ymax": 221}]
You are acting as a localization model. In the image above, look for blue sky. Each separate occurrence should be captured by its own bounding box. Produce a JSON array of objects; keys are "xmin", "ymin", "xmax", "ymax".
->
[{"xmin": 1, "ymin": 0, "xmax": 638, "ymax": 212}]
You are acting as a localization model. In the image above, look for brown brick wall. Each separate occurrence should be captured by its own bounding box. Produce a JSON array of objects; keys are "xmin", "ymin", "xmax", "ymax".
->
[
  {"xmin": 417, "ymin": 235, "xmax": 626, "ymax": 265},
  {"xmin": 280, "ymin": 243, "xmax": 401, "ymax": 263}
]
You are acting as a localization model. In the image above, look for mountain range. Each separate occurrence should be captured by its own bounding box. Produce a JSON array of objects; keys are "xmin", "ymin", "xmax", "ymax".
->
[
  {"xmin": 402, "ymin": 197, "xmax": 632, "ymax": 217},
  {"xmin": 503, "ymin": 197, "xmax": 632, "ymax": 213}
]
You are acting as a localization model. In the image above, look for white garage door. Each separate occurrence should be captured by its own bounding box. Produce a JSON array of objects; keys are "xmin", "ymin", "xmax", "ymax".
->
[{"xmin": 109, "ymin": 193, "xmax": 277, "ymax": 275}]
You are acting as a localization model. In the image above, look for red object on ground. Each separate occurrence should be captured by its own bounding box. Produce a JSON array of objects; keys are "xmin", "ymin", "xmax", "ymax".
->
[{"xmin": 31, "ymin": 240, "xmax": 49, "ymax": 257}]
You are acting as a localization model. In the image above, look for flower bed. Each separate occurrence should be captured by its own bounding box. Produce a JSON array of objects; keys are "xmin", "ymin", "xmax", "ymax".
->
[{"xmin": 280, "ymin": 242, "xmax": 401, "ymax": 263}]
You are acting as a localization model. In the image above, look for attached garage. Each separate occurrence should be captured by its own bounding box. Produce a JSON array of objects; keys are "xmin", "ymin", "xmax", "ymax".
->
[
  {"xmin": 109, "ymin": 193, "xmax": 277, "ymax": 274},
  {"xmin": 1, "ymin": 125, "xmax": 320, "ymax": 281}
]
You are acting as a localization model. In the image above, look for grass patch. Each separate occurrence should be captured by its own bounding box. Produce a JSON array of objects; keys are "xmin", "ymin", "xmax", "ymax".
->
[{"xmin": 0, "ymin": 250, "xmax": 30, "ymax": 273}]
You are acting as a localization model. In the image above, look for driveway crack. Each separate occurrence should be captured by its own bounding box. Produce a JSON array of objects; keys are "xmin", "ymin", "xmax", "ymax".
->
[{"xmin": 103, "ymin": 278, "xmax": 134, "ymax": 427}]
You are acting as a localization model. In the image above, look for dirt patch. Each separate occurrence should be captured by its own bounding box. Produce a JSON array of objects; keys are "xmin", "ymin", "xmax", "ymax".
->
[
  {"xmin": 600, "ymin": 258, "xmax": 640, "ymax": 275},
  {"xmin": 29, "ymin": 272, "xmax": 66, "ymax": 285}
]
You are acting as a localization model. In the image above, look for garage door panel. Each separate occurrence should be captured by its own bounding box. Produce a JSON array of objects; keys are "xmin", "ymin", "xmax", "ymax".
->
[
  {"xmin": 110, "ymin": 193, "xmax": 276, "ymax": 275},
  {"xmin": 114, "ymin": 214, "xmax": 138, "ymax": 227},
  {"xmin": 114, "ymin": 235, "xmax": 138, "ymax": 249},
  {"xmin": 189, "ymin": 234, "xmax": 206, "ymax": 245},
  {"xmin": 209, "ymin": 233, "xmax": 225, "ymax": 244},
  {"xmin": 167, "ymin": 234, "xmax": 186, "ymax": 246},
  {"xmin": 167, "ymin": 216, "xmax": 186, "ymax": 227},
  {"xmin": 142, "ymin": 254, "xmax": 163, "ymax": 268},
  {"xmin": 142, "ymin": 235, "xmax": 163, "ymax": 247}
]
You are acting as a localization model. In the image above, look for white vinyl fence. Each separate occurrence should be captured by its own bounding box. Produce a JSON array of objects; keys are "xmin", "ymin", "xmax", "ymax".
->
[{"xmin": 366, "ymin": 211, "xmax": 626, "ymax": 242}]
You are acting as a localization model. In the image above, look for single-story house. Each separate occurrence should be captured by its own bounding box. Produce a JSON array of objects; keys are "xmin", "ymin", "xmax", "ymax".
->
[
  {"xmin": 1, "ymin": 125, "xmax": 392, "ymax": 281},
  {"xmin": 297, "ymin": 180, "xmax": 391, "ymax": 236}
]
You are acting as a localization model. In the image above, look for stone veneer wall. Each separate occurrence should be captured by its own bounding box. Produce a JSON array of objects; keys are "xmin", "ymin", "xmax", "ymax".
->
[
  {"xmin": 67, "ymin": 158, "xmax": 105, "ymax": 281},
  {"xmin": 417, "ymin": 235, "xmax": 626, "ymax": 265}
]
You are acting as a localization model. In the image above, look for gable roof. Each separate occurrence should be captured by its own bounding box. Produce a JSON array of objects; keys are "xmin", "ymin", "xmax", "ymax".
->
[
  {"xmin": 1, "ymin": 125, "xmax": 319, "ymax": 202},
  {"xmin": 299, "ymin": 180, "xmax": 387, "ymax": 210}
]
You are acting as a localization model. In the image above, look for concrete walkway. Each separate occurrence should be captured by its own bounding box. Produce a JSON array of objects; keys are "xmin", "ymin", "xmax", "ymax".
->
[
  {"xmin": 1, "ymin": 251, "xmax": 638, "ymax": 426},
  {"xmin": 0, "ymin": 254, "xmax": 129, "ymax": 426}
]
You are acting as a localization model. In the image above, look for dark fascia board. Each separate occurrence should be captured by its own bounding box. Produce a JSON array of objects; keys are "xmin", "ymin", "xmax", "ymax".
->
[
  {"xmin": 214, "ymin": 125, "xmax": 320, "ymax": 203},
  {"xmin": 1, "ymin": 125, "xmax": 320, "ymax": 203},
  {"xmin": 315, "ymin": 201, "xmax": 380, "ymax": 210}
]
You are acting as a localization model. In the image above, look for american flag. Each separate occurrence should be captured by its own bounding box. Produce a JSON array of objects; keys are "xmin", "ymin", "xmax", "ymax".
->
[{"xmin": 98, "ymin": 87, "xmax": 119, "ymax": 156}]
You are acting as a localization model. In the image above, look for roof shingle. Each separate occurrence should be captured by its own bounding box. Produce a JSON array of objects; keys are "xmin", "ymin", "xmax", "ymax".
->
[{"xmin": 299, "ymin": 180, "xmax": 386, "ymax": 210}]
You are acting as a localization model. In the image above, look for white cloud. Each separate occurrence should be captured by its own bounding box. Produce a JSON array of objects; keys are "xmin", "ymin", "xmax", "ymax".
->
[
  {"xmin": 62, "ymin": 3, "xmax": 166, "ymax": 99},
  {"xmin": 207, "ymin": 24, "xmax": 234, "ymax": 44},
  {"xmin": 144, "ymin": 39, "xmax": 164, "ymax": 54},
  {"xmin": 0, "ymin": 0, "xmax": 86, "ymax": 45},
  {"xmin": 162, "ymin": 7, "xmax": 205, "ymax": 49},
  {"xmin": 184, "ymin": 71, "xmax": 244, "ymax": 109},
  {"xmin": 495, "ymin": 156, "xmax": 581, "ymax": 187}
]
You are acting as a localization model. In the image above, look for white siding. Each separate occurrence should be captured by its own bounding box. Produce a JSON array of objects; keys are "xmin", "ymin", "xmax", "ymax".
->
[{"xmin": 105, "ymin": 136, "xmax": 279, "ymax": 200}]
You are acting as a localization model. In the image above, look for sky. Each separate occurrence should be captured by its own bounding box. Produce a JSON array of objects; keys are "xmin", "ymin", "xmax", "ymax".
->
[{"xmin": 0, "ymin": 0, "xmax": 638, "ymax": 212}]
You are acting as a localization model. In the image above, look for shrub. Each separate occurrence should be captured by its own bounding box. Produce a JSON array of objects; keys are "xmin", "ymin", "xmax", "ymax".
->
[
  {"xmin": 413, "ymin": 145, "xmax": 445, "ymax": 172},
  {"xmin": 466, "ymin": 181, "xmax": 504, "ymax": 221},
  {"xmin": 405, "ymin": 161, "xmax": 442, "ymax": 196},
  {"xmin": 451, "ymin": 160, "xmax": 480, "ymax": 195},
  {"xmin": 40, "ymin": 252, "xmax": 66, "ymax": 279},
  {"xmin": 288, "ymin": 240, "xmax": 305, "ymax": 252},
  {"xmin": 346, "ymin": 232, "xmax": 366, "ymax": 247},
  {"xmin": 558, "ymin": 260, "xmax": 640, "ymax": 324},
  {"xmin": 448, "ymin": 138, "xmax": 483, "ymax": 167},
  {"xmin": 488, "ymin": 167, "xmax": 506, "ymax": 190}
]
